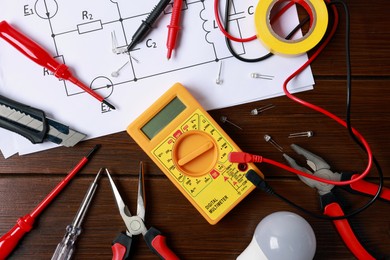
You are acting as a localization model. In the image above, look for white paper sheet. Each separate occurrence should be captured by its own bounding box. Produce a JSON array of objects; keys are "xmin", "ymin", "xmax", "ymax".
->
[{"xmin": 0, "ymin": 0, "xmax": 314, "ymax": 158}]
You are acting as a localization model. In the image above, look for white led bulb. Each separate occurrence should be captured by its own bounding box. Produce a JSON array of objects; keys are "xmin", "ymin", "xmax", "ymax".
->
[{"xmin": 237, "ymin": 211, "xmax": 316, "ymax": 260}]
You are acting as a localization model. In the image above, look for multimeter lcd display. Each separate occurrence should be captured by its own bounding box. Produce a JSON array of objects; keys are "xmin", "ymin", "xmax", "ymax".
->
[{"xmin": 141, "ymin": 97, "xmax": 186, "ymax": 139}]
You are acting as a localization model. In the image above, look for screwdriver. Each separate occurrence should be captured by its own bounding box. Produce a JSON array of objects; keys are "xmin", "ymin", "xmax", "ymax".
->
[
  {"xmin": 0, "ymin": 21, "xmax": 115, "ymax": 110},
  {"xmin": 0, "ymin": 145, "xmax": 100, "ymax": 259},
  {"xmin": 52, "ymin": 168, "xmax": 103, "ymax": 260}
]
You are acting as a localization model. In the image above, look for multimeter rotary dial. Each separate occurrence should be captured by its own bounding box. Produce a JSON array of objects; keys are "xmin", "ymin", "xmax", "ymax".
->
[{"xmin": 172, "ymin": 130, "xmax": 218, "ymax": 177}]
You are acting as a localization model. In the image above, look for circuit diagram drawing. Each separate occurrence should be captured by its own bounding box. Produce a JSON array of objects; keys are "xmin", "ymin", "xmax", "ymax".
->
[
  {"xmin": 17, "ymin": 0, "xmax": 258, "ymax": 113},
  {"xmin": 0, "ymin": 0, "xmax": 313, "ymax": 157}
]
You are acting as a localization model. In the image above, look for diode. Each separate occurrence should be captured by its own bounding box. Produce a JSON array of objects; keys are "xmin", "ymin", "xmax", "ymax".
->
[
  {"xmin": 264, "ymin": 134, "xmax": 283, "ymax": 152},
  {"xmin": 220, "ymin": 116, "xmax": 242, "ymax": 130}
]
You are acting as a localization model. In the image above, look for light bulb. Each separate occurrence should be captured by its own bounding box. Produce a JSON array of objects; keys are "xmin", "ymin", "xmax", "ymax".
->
[{"xmin": 237, "ymin": 211, "xmax": 316, "ymax": 260}]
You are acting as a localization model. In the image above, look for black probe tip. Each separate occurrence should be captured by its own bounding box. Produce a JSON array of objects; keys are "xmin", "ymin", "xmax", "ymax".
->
[
  {"xmin": 102, "ymin": 100, "xmax": 116, "ymax": 110},
  {"xmin": 126, "ymin": 40, "xmax": 137, "ymax": 52}
]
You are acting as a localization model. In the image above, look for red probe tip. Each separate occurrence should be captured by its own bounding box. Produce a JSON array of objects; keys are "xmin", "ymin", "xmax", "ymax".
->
[{"xmin": 167, "ymin": 49, "xmax": 173, "ymax": 60}]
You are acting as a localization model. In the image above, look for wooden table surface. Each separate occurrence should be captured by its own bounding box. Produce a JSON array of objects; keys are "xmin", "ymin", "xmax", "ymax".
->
[{"xmin": 1, "ymin": 1, "xmax": 389, "ymax": 259}]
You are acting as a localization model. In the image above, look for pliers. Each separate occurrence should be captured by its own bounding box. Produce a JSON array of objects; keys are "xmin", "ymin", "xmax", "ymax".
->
[
  {"xmin": 105, "ymin": 163, "xmax": 179, "ymax": 260},
  {"xmin": 283, "ymin": 144, "xmax": 389, "ymax": 260}
]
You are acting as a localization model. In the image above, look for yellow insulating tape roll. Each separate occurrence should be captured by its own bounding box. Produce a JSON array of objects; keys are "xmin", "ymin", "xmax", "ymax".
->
[{"xmin": 254, "ymin": 0, "xmax": 328, "ymax": 55}]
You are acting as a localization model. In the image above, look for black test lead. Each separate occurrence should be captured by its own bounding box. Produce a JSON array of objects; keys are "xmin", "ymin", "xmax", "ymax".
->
[{"xmin": 126, "ymin": 0, "xmax": 171, "ymax": 52}]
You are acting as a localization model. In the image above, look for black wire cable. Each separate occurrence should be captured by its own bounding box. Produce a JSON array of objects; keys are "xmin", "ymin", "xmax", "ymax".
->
[
  {"xmin": 223, "ymin": 0, "xmax": 271, "ymax": 62},
  {"xmin": 249, "ymin": 0, "xmax": 384, "ymax": 221},
  {"xmin": 220, "ymin": 0, "xmax": 384, "ymax": 220},
  {"xmin": 331, "ymin": 0, "xmax": 384, "ymax": 216}
]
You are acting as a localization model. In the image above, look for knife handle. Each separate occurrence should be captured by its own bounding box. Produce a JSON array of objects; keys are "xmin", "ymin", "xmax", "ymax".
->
[{"xmin": 0, "ymin": 95, "xmax": 48, "ymax": 144}]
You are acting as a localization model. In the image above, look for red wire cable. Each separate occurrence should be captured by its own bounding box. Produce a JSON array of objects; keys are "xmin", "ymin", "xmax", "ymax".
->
[
  {"xmin": 214, "ymin": 0, "xmax": 256, "ymax": 42},
  {"xmin": 214, "ymin": 0, "xmax": 295, "ymax": 42},
  {"xmin": 216, "ymin": 0, "xmax": 373, "ymax": 186},
  {"xmin": 262, "ymin": 3, "xmax": 373, "ymax": 186}
]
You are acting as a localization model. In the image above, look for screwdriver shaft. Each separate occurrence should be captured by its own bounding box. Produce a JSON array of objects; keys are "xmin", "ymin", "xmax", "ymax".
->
[{"xmin": 51, "ymin": 169, "xmax": 103, "ymax": 260}]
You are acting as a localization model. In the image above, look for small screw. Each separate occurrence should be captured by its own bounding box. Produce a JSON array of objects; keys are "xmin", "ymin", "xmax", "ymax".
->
[
  {"xmin": 216, "ymin": 61, "xmax": 223, "ymax": 85},
  {"xmin": 111, "ymin": 61, "xmax": 129, "ymax": 77},
  {"xmin": 264, "ymin": 134, "xmax": 283, "ymax": 152},
  {"xmin": 220, "ymin": 116, "xmax": 242, "ymax": 130},
  {"xmin": 250, "ymin": 104, "xmax": 275, "ymax": 115},
  {"xmin": 288, "ymin": 131, "xmax": 314, "ymax": 138},
  {"xmin": 250, "ymin": 73, "xmax": 274, "ymax": 80}
]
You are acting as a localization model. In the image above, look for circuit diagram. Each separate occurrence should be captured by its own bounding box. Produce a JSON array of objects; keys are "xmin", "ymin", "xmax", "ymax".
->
[
  {"xmin": 0, "ymin": 0, "xmax": 313, "ymax": 156},
  {"xmin": 17, "ymin": 0, "xmax": 258, "ymax": 112}
]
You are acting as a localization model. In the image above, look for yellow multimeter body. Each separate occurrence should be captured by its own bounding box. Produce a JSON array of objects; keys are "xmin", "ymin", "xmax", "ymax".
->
[{"xmin": 127, "ymin": 83, "xmax": 263, "ymax": 224}]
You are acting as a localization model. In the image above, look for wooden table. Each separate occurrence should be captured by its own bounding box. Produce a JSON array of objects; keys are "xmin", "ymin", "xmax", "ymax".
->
[{"xmin": 1, "ymin": 1, "xmax": 389, "ymax": 259}]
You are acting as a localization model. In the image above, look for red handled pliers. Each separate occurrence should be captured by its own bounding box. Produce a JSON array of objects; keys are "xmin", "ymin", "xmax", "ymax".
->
[
  {"xmin": 105, "ymin": 163, "xmax": 179, "ymax": 260},
  {"xmin": 283, "ymin": 144, "xmax": 389, "ymax": 260}
]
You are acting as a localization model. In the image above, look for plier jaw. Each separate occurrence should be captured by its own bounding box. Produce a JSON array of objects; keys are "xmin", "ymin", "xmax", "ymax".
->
[
  {"xmin": 283, "ymin": 144, "xmax": 340, "ymax": 195},
  {"xmin": 105, "ymin": 164, "xmax": 147, "ymax": 237}
]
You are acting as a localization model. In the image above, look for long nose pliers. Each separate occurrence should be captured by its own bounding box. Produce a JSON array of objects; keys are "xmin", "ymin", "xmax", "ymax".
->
[{"xmin": 105, "ymin": 163, "xmax": 179, "ymax": 260}]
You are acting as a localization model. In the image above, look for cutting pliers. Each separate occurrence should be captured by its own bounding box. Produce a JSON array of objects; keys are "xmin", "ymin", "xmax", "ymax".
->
[
  {"xmin": 105, "ymin": 163, "xmax": 179, "ymax": 260},
  {"xmin": 283, "ymin": 144, "xmax": 389, "ymax": 260}
]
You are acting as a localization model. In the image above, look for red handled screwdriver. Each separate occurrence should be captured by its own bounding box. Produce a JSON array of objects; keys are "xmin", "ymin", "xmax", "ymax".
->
[
  {"xmin": 0, "ymin": 21, "xmax": 115, "ymax": 110},
  {"xmin": 0, "ymin": 145, "xmax": 100, "ymax": 259}
]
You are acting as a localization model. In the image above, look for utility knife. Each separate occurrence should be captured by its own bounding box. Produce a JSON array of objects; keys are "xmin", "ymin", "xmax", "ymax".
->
[{"xmin": 0, "ymin": 95, "xmax": 86, "ymax": 147}]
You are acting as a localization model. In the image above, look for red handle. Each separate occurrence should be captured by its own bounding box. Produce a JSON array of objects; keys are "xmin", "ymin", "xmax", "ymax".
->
[
  {"xmin": 111, "ymin": 232, "xmax": 132, "ymax": 260},
  {"xmin": 151, "ymin": 235, "xmax": 179, "ymax": 260},
  {"xmin": 111, "ymin": 243, "xmax": 127, "ymax": 260},
  {"xmin": 350, "ymin": 174, "xmax": 390, "ymax": 201},
  {"xmin": 324, "ymin": 202, "xmax": 375, "ymax": 260},
  {"xmin": 0, "ymin": 215, "xmax": 35, "ymax": 259},
  {"xmin": 0, "ymin": 20, "xmax": 70, "ymax": 77},
  {"xmin": 145, "ymin": 227, "xmax": 179, "ymax": 260}
]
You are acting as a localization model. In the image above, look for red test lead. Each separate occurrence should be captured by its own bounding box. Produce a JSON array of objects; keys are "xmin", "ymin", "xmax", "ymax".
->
[
  {"xmin": 166, "ymin": 0, "xmax": 183, "ymax": 59},
  {"xmin": 0, "ymin": 21, "xmax": 115, "ymax": 110},
  {"xmin": 0, "ymin": 145, "xmax": 100, "ymax": 259},
  {"xmin": 228, "ymin": 152, "xmax": 263, "ymax": 163}
]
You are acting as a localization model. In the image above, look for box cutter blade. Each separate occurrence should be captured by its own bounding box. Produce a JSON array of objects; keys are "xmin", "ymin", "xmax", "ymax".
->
[{"xmin": 0, "ymin": 95, "xmax": 85, "ymax": 147}]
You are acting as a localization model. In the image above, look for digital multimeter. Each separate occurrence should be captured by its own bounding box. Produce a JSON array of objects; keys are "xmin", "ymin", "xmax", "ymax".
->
[{"xmin": 127, "ymin": 83, "xmax": 264, "ymax": 224}]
